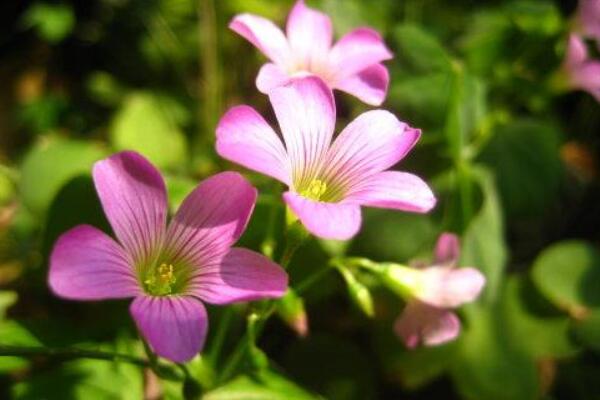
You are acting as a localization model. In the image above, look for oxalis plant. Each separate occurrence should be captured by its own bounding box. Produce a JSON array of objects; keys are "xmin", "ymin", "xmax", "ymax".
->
[{"xmin": 2, "ymin": 0, "xmax": 600, "ymax": 399}]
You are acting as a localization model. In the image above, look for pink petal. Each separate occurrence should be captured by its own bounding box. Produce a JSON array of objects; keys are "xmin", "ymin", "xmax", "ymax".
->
[
  {"xmin": 92, "ymin": 151, "xmax": 167, "ymax": 266},
  {"xmin": 322, "ymin": 111, "xmax": 420, "ymax": 191},
  {"xmin": 229, "ymin": 14, "xmax": 291, "ymax": 65},
  {"xmin": 394, "ymin": 301, "xmax": 460, "ymax": 348},
  {"xmin": 329, "ymin": 28, "xmax": 393, "ymax": 80},
  {"xmin": 130, "ymin": 295, "xmax": 208, "ymax": 363},
  {"xmin": 571, "ymin": 62, "xmax": 600, "ymax": 94},
  {"xmin": 163, "ymin": 172, "xmax": 256, "ymax": 267},
  {"xmin": 256, "ymin": 63, "xmax": 292, "ymax": 93},
  {"xmin": 577, "ymin": 0, "xmax": 600, "ymax": 39},
  {"xmin": 49, "ymin": 225, "xmax": 140, "ymax": 300},
  {"xmin": 216, "ymin": 105, "xmax": 290, "ymax": 185},
  {"xmin": 269, "ymin": 77, "xmax": 335, "ymax": 188},
  {"xmin": 344, "ymin": 171, "xmax": 436, "ymax": 213},
  {"xmin": 283, "ymin": 191, "xmax": 361, "ymax": 240},
  {"xmin": 434, "ymin": 233, "xmax": 460, "ymax": 266},
  {"xmin": 286, "ymin": 0, "xmax": 332, "ymax": 69},
  {"xmin": 187, "ymin": 248, "xmax": 288, "ymax": 305},
  {"xmin": 334, "ymin": 63, "xmax": 390, "ymax": 106},
  {"xmin": 419, "ymin": 267, "xmax": 486, "ymax": 308},
  {"xmin": 566, "ymin": 34, "xmax": 588, "ymax": 68}
]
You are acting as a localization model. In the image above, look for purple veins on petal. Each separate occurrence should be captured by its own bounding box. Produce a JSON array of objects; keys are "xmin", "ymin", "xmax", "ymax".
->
[
  {"xmin": 48, "ymin": 151, "xmax": 288, "ymax": 363},
  {"xmin": 229, "ymin": 0, "xmax": 393, "ymax": 105},
  {"xmin": 216, "ymin": 76, "xmax": 436, "ymax": 240}
]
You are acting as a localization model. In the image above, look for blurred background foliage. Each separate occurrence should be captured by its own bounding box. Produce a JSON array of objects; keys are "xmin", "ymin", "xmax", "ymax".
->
[{"xmin": 0, "ymin": 0, "xmax": 600, "ymax": 399}]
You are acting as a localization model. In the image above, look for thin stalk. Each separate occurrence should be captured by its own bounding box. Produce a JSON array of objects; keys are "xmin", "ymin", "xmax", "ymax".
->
[
  {"xmin": 198, "ymin": 0, "xmax": 221, "ymax": 146},
  {"xmin": 207, "ymin": 307, "xmax": 234, "ymax": 366},
  {"xmin": 0, "ymin": 344, "xmax": 178, "ymax": 372}
]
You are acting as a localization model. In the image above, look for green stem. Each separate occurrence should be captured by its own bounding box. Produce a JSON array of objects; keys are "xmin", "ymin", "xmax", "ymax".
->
[
  {"xmin": 219, "ymin": 223, "xmax": 308, "ymax": 382},
  {"xmin": 0, "ymin": 344, "xmax": 184, "ymax": 380},
  {"xmin": 198, "ymin": 0, "xmax": 221, "ymax": 144},
  {"xmin": 295, "ymin": 265, "xmax": 333, "ymax": 295},
  {"xmin": 207, "ymin": 307, "xmax": 234, "ymax": 366}
]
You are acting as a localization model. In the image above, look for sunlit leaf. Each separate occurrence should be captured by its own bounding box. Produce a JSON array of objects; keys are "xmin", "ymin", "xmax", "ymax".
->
[
  {"xmin": 19, "ymin": 136, "xmax": 106, "ymax": 215},
  {"xmin": 461, "ymin": 167, "xmax": 506, "ymax": 303},
  {"xmin": 22, "ymin": 3, "xmax": 75, "ymax": 43},
  {"xmin": 531, "ymin": 241, "xmax": 600, "ymax": 316},
  {"xmin": 110, "ymin": 92, "xmax": 188, "ymax": 170},
  {"xmin": 205, "ymin": 369, "xmax": 321, "ymax": 400}
]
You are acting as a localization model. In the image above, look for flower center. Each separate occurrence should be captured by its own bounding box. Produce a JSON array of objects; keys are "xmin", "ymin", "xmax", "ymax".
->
[
  {"xmin": 299, "ymin": 179, "xmax": 328, "ymax": 201},
  {"xmin": 144, "ymin": 263, "xmax": 177, "ymax": 296}
]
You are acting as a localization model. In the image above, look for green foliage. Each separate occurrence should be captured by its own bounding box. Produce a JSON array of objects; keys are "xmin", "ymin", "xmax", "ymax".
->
[
  {"xmin": 532, "ymin": 241, "xmax": 600, "ymax": 315},
  {"xmin": 480, "ymin": 119, "xmax": 563, "ymax": 217},
  {"xmin": 22, "ymin": 3, "xmax": 75, "ymax": 43},
  {"xmin": 204, "ymin": 369, "xmax": 321, "ymax": 400},
  {"xmin": 19, "ymin": 137, "xmax": 107, "ymax": 215},
  {"xmin": 110, "ymin": 93, "xmax": 188, "ymax": 170},
  {"xmin": 461, "ymin": 167, "xmax": 506, "ymax": 303}
]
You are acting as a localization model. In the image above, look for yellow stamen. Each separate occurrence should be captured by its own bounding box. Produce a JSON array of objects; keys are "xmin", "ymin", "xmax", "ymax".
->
[
  {"xmin": 145, "ymin": 263, "xmax": 177, "ymax": 296},
  {"xmin": 300, "ymin": 179, "xmax": 327, "ymax": 201}
]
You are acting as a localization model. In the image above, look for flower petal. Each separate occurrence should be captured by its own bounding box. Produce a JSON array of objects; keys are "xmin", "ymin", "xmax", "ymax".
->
[
  {"xmin": 93, "ymin": 151, "xmax": 167, "ymax": 266},
  {"xmin": 256, "ymin": 63, "xmax": 292, "ymax": 93},
  {"xmin": 329, "ymin": 28, "xmax": 393, "ymax": 80},
  {"xmin": 322, "ymin": 111, "xmax": 420, "ymax": 191},
  {"xmin": 394, "ymin": 301, "xmax": 460, "ymax": 348},
  {"xmin": 419, "ymin": 266, "xmax": 486, "ymax": 308},
  {"xmin": 269, "ymin": 77, "xmax": 335, "ymax": 189},
  {"xmin": 130, "ymin": 295, "xmax": 208, "ymax": 363},
  {"xmin": 188, "ymin": 248, "xmax": 288, "ymax": 305},
  {"xmin": 283, "ymin": 191, "xmax": 361, "ymax": 240},
  {"xmin": 163, "ymin": 172, "xmax": 256, "ymax": 267},
  {"xmin": 229, "ymin": 14, "xmax": 291, "ymax": 65},
  {"xmin": 566, "ymin": 34, "xmax": 588, "ymax": 68},
  {"xmin": 334, "ymin": 63, "xmax": 390, "ymax": 106},
  {"xmin": 577, "ymin": 0, "xmax": 600, "ymax": 40},
  {"xmin": 216, "ymin": 105, "xmax": 290, "ymax": 185},
  {"xmin": 344, "ymin": 171, "xmax": 436, "ymax": 213},
  {"xmin": 286, "ymin": 0, "xmax": 332, "ymax": 68},
  {"xmin": 434, "ymin": 233, "xmax": 460, "ymax": 266},
  {"xmin": 49, "ymin": 225, "xmax": 140, "ymax": 300}
]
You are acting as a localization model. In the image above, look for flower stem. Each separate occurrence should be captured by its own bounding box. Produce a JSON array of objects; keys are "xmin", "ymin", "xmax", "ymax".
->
[
  {"xmin": 0, "ymin": 344, "xmax": 183, "ymax": 380},
  {"xmin": 207, "ymin": 307, "xmax": 234, "ymax": 367}
]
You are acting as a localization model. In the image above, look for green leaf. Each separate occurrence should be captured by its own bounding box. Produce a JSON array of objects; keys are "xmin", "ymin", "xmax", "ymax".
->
[
  {"xmin": 42, "ymin": 175, "xmax": 110, "ymax": 257},
  {"xmin": 508, "ymin": 1, "xmax": 562, "ymax": 36},
  {"xmin": 204, "ymin": 369, "xmax": 321, "ymax": 400},
  {"xmin": 531, "ymin": 241, "xmax": 600, "ymax": 316},
  {"xmin": 388, "ymin": 72, "xmax": 453, "ymax": 130},
  {"xmin": 461, "ymin": 167, "xmax": 507, "ymax": 303},
  {"xmin": 394, "ymin": 24, "xmax": 453, "ymax": 73},
  {"xmin": 11, "ymin": 357, "xmax": 144, "ymax": 400},
  {"xmin": 479, "ymin": 119, "xmax": 562, "ymax": 217},
  {"xmin": 0, "ymin": 168, "xmax": 15, "ymax": 206},
  {"xmin": 282, "ymin": 335, "xmax": 375, "ymax": 400},
  {"xmin": 165, "ymin": 174, "xmax": 196, "ymax": 212},
  {"xmin": 573, "ymin": 310, "xmax": 600, "ymax": 352},
  {"xmin": 451, "ymin": 305, "xmax": 539, "ymax": 400},
  {"xmin": 22, "ymin": 3, "xmax": 75, "ymax": 43},
  {"xmin": 501, "ymin": 276, "xmax": 578, "ymax": 358},
  {"xmin": 19, "ymin": 136, "xmax": 106, "ymax": 215},
  {"xmin": 350, "ymin": 209, "xmax": 436, "ymax": 262},
  {"xmin": 110, "ymin": 92, "xmax": 188, "ymax": 170},
  {"xmin": 0, "ymin": 291, "xmax": 17, "ymax": 320}
]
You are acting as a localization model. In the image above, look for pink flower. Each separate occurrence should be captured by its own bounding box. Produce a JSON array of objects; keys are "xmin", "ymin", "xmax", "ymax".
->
[
  {"xmin": 394, "ymin": 233, "xmax": 485, "ymax": 348},
  {"xmin": 49, "ymin": 151, "xmax": 287, "ymax": 362},
  {"xmin": 575, "ymin": 0, "xmax": 600, "ymax": 42},
  {"xmin": 216, "ymin": 77, "xmax": 436, "ymax": 241},
  {"xmin": 562, "ymin": 34, "xmax": 600, "ymax": 102},
  {"xmin": 229, "ymin": 0, "xmax": 393, "ymax": 105}
]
